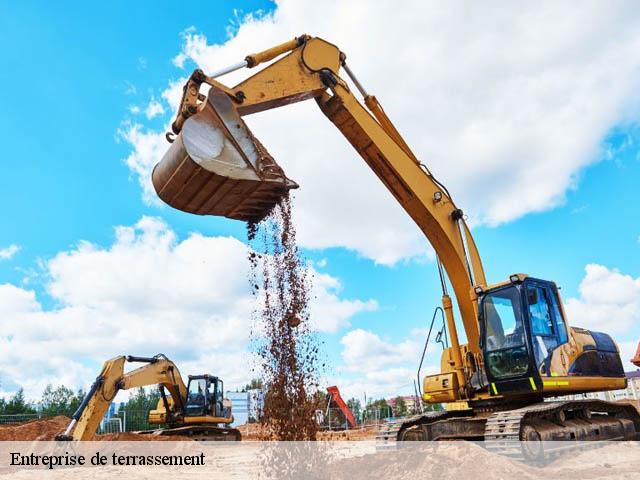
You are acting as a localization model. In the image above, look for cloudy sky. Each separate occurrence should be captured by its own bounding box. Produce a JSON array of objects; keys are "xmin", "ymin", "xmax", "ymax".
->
[{"xmin": 1, "ymin": 0, "xmax": 640, "ymax": 404}]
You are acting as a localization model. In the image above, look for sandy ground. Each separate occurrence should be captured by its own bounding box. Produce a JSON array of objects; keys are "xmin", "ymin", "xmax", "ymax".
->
[
  {"xmin": 0, "ymin": 441, "xmax": 639, "ymax": 479},
  {"xmin": 237, "ymin": 423, "xmax": 377, "ymax": 441}
]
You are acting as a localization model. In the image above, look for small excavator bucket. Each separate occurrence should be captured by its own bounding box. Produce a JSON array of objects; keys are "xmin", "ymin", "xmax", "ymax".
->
[{"xmin": 152, "ymin": 86, "xmax": 297, "ymax": 223}]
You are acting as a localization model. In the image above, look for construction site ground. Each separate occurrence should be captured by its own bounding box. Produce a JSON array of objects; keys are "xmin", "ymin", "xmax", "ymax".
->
[
  {"xmin": 0, "ymin": 440, "xmax": 638, "ymax": 479},
  {"xmin": 2, "ymin": 399, "xmax": 637, "ymax": 442}
]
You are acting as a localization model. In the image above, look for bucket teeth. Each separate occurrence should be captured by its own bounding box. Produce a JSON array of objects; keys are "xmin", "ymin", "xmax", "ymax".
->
[{"xmin": 152, "ymin": 86, "xmax": 297, "ymax": 222}]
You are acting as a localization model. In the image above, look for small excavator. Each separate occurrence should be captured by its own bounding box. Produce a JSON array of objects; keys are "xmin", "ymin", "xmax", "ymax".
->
[
  {"xmin": 152, "ymin": 35, "xmax": 640, "ymax": 456},
  {"xmin": 56, "ymin": 355, "xmax": 241, "ymax": 441}
]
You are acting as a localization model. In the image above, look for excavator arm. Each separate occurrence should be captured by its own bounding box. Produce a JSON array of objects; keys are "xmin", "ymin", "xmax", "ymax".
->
[
  {"xmin": 57, "ymin": 355, "xmax": 188, "ymax": 441},
  {"xmin": 155, "ymin": 37, "xmax": 486, "ymax": 397}
]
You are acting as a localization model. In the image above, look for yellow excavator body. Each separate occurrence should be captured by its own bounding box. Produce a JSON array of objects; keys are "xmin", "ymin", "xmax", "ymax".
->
[{"xmin": 154, "ymin": 35, "xmax": 639, "ymax": 448}]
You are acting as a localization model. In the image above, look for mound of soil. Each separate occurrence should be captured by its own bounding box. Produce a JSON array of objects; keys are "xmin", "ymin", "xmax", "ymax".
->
[
  {"xmin": 0, "ymin": 416, "xmax": 70, "ymax": 441},
  {"xmin": 318, "ymin": 428, "xmax": 377, "ymax": 441}
]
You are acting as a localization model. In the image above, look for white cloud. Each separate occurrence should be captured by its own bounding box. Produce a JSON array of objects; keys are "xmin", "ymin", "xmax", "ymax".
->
[
  {"xmin": 122, "ymin": 1, "xmax": 640, "ymax": 265},
  {"xmin": 565, "ymin": 264, "xmax": 640, "ymax": 334},
  {"xmin": 145, "ymin": 99, "xmax": 165, "ymax": 120},
  {"xmin": 618, "ymin": 340, "xmax": 640, "ymax": 369},
  {"xmin": 128, "ymin": 105, "xmax": 141, "ymax": 115},
  {"xmin": 0, "ymin": 244, "xmax": 20, "ymax": 260},
  {"xmin": 309, "ymin": 273, "xmax": 377, "ymax": 333},
  {"xmin": 161, "ymin": 77, "xmax": 188, "ymax": 114},
  {"xmin": 118, "ymin": 123, "xmax": 168, "ymax": 205},
  {"xmin": 340, "ymin": 328, "xmax": 437, "ymax": 372},
  {"xmin": 335, "ymin": 327, "xmax": 442, "ymax": 399},
  {"xmin": 0, "ymin": 217, "xmax": 373, "ymax": 399}
]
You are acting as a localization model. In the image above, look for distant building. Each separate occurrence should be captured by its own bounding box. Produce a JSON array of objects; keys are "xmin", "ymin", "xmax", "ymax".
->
[
  {"xmin": 386, "ymin": 395, "xmax": 419, "ymax": 416},
  {"xmin": 247, "ymin": 389, "xmax": 264, "ymax": 422},
  {"xmin": 225, "ymin": 389, "xmax": 264, "ymax": 427},
  {"xmin": 225, "ymin": 391, "xmax": 249, "ymax": 427}
]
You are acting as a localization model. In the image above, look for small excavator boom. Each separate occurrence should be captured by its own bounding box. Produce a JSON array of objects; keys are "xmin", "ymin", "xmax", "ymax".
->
[{"xmin": 57, "ymin": 355, "xmax": 187, "ymax": 441}]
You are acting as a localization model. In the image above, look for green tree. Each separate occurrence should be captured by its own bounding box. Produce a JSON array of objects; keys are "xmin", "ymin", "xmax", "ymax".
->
[
  {"xmin": 39, "ymin": 385, "xmax": 85, "ymax": 417},
  {"xmin": 394, "ymin": 396, "xmax": 408, "ymax": 417},
  {"xmin": 125, "ymin": 387, "xmax": 161, "ymax": 412},
  {"xmin": 423, "ymin": 402, "xmax": 443, "ymax": 412},
  {"xmin": 365, "ymin": 398, "xmax": 391, "ymax": 420},
  {"xmin": 4, "ymin": 389, "xmax": 36, "ymax": 415},
  {"xmin": 346, "ymin": 398, "xmax": 362, "ymax": 422},
  {"xmin": 243, "ymin": 378, "xmax": 264, "ymax": 392}
]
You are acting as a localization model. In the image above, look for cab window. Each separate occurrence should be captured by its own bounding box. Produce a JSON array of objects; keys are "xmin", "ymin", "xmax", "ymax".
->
[
  {"xmin": 527, "ymin": 286, "xmax": 554, "ymax": 336},
  {"xmin": 547, "ymin": 287, "xmax": 568, "ymax": 344}
]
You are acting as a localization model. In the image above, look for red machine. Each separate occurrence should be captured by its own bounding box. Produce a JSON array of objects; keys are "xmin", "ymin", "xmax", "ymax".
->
[
  {"xmin": 327, "ymin": 386, "xmax": 357, "ymax": 429},
  {"xmin": 632, "ymin": 341, "xmax": 640, "ymax": 367}
]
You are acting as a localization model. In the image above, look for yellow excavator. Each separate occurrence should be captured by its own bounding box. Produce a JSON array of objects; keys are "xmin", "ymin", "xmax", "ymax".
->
[
  {"xmin": 56, "ymin": 355, "xmax": 240, "ymax": 441},
  {"xmin": 152, "ymin": 35, "xmax": 640, "ymax": 454}
]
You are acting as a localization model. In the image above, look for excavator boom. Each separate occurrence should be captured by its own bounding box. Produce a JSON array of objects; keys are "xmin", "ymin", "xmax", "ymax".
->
[{"xmin": 153, "ymin": 36, "xmax": 486, "ymax": 361}]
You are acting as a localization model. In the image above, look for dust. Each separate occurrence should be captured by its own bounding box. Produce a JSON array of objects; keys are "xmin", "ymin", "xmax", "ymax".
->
[{"xmin": 247, "ymin": 193, "xmax": 321, "ymax": 441}]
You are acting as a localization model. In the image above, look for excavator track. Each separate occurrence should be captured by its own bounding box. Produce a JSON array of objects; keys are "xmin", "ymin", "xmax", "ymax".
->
[
  {"xmin": 375, "ymin": 411, "xmax": 450, "ymax": 450},
  {"xmin": 484, "ymin": 400, "xmax": 640, "ymax": 460},
  {"xmin": 141, "ymin": 425, "xmax": 242, "ymax": 441}
]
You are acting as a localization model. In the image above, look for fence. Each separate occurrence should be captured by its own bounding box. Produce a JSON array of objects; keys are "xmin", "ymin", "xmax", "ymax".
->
[
  {"xmin": 0, "ymin": 410, "xmax": 157, "ymax": 435},
  {"xmin": 0, "ymin": 413, "xmax": 41, "ymax": 425}
]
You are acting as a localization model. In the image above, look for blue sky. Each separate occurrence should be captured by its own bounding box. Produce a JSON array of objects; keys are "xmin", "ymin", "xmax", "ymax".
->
[{"xmin": 1, "ymin": 0, "xmax": 639, "ymax": 401}]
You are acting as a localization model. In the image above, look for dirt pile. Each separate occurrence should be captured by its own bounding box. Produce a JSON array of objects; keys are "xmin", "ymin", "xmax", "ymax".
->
[
  {"xmin": 326, "ymin": 442, "xmax": 535, "ymax": 480},
  {"xmin": 0, "ymin": 416, "xmax": 70, "ymax": 441},
  {"xmin": 318, "ymin": 428, "xmax": 377, "ymax": 441},
  {"xmin": 247, "ymin": 193, "xmax": 321, "ymax": 440}
]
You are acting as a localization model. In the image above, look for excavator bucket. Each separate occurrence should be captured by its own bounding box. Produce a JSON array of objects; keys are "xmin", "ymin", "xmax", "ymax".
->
[{"xmin": 152, "ymin": 86, "xmax": 297, "ymax": 223}]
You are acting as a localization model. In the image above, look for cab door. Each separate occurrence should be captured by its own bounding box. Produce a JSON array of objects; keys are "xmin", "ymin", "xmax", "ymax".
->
[{"xmin": 525, "ymin": 281, "xmax": 567, "ymax": 376}]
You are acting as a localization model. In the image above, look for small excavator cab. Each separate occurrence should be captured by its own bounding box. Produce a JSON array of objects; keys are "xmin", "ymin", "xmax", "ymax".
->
[{"xmin": 185, "ymin": 375, "xmax": 224, "ymax": 417}]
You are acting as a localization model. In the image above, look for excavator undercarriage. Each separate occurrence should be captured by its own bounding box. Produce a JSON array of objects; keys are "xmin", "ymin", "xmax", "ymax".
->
[{"xmin": 377, "ymin": 400, "xmax": 640, "ymax": 459}]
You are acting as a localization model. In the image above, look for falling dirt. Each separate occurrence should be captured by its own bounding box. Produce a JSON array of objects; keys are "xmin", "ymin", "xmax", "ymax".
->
[
  {"xmin": 0, "ymin": 416, "xmax": 71, "ymax": 441},
  {"xmin": 247, "ymin": 193, "xmax": 321, "ymax": 441}
]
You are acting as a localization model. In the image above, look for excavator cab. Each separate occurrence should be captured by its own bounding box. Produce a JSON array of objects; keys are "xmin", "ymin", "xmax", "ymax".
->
[
  {"xmin": 185, "ymin": 374, "xmax": 227, "ymax": 418},
  {"xmin": 479, "ymin": 276, "xmax": 625, "ymax": 397}
]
